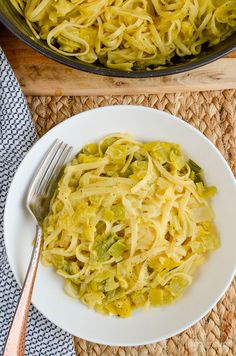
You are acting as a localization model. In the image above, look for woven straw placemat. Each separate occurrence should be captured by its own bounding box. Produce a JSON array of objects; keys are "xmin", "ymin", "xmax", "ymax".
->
[{"xmin": 26, "ymin": 90, "xmax": 236, "ymax": 356}]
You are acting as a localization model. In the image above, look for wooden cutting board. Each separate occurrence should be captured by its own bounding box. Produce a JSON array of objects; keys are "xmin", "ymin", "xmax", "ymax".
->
[{"xmin": 1, "ymin": 25, "xmax": 236, "ymax": 96}]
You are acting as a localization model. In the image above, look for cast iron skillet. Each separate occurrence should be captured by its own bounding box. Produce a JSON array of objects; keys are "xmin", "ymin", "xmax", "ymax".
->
[{"xmin": 1, "ymin": 0, "xmax": 236, "ymax": 78}]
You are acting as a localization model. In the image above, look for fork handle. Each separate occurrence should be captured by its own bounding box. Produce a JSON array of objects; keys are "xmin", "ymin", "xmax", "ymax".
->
[{"xmin": 3, "ymin": 226, "xmax": 42, "ymax": 356}]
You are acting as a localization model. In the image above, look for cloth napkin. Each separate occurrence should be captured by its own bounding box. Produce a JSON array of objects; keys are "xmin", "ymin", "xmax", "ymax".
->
[{"xmin": 0, "ymin": 48, "xmax": 76, "ymax": 356}]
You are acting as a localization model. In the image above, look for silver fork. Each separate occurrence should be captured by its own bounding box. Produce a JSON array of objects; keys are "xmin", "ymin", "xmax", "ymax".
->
[{"xmin": 3, "ymin": 139, "xmax": 72, "ymax": 356}]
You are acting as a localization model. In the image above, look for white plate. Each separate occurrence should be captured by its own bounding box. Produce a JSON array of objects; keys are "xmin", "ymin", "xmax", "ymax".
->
[{"xmin": 4, "ymin": 105, "xmax": 236, "ymax": 346}]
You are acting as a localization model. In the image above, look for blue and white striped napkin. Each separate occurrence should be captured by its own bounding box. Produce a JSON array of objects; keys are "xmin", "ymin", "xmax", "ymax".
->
[{"xmin": 0, "ymin": 48, "xmax": 76, "ymax": 356}]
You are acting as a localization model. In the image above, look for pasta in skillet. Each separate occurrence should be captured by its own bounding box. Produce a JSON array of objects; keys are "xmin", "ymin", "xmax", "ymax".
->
[{"xmin": 10, "ymin": 0, "xmax": 236, "ymax": 70}]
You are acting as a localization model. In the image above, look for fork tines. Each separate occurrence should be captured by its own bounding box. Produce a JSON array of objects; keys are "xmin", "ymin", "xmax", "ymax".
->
[{"xmin": 27, "ymin": 139, "xmax": 73, "ymax": 201}]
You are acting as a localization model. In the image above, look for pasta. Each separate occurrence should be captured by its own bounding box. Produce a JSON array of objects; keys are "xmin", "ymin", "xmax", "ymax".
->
[
  {"xmin": 42, "ymin": 134, "xmax": 219, "ymax": 317},
  {"xmin": 11, "ymin": 0, "xmax": 236, "ymax": 71}
]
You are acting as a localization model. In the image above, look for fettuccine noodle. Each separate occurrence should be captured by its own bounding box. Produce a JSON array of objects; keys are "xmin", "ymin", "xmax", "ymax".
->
[
  {"xmin": 42, "ymin": 134, "xmax": 219, "ymax": 317},
  {"xmin": 11, "ymin": 0, "xmax": 236, "ymax": 70}
]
